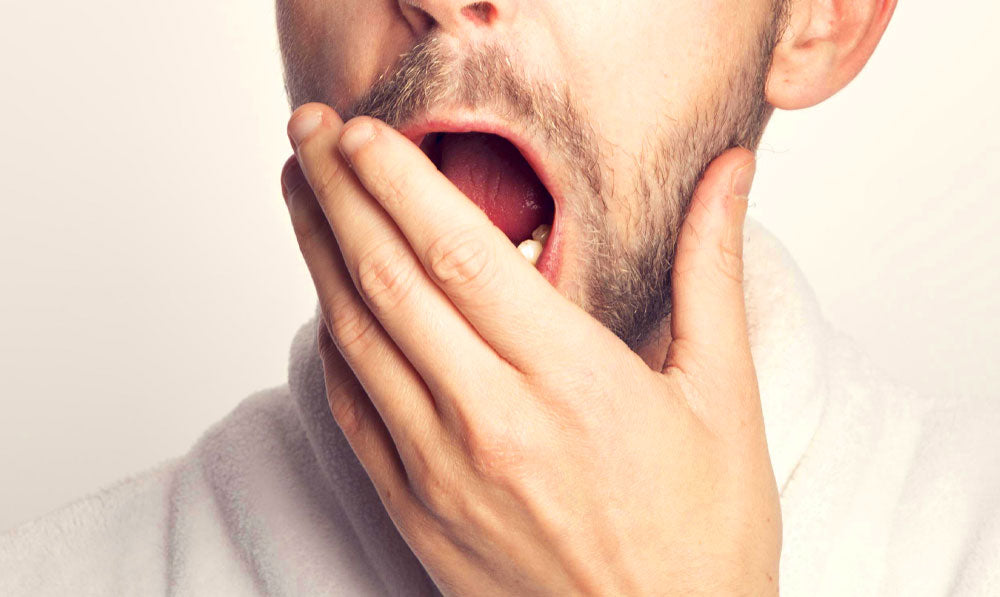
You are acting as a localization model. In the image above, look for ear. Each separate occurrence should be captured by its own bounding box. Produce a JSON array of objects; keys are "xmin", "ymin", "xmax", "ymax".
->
[{"xmin": 766, "ymin": 0, "xmax": 898, "ymax": 109}]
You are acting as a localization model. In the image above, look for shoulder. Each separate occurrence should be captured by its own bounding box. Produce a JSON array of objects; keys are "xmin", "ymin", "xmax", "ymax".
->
[
  {"xmin": 805, "ymin": 329, "xmax": 1000, "ymax": 595},
  {"xmin": 885, "ymin": 385, "xmax": 1000, "ymax": 595},
  {"xmin": 0, "ymin": 457, "xmax": 179, "ymax": 596}
]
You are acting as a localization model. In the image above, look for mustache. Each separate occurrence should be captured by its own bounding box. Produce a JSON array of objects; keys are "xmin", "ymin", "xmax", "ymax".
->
[
  {"xmin": 348, "ymin": 37, "xmax": 572, "ymax": 134},
  {"xmin": 343, "ymin": 34, "xmax": 534, "ymax": 127},
  {"xmin": 343, "ymin": 33, "xmax": 602, "ymax": 197}
]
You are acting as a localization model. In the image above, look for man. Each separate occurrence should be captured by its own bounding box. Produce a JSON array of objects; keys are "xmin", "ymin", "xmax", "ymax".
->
[{"xmin": 2, "ymin": 0, "xmax": 998, "ymax": 594}]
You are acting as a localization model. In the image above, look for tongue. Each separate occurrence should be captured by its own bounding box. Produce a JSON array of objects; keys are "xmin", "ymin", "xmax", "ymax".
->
[{"xmin": 436, "ymin": 133, "xmax": 553, "ymax": 243}]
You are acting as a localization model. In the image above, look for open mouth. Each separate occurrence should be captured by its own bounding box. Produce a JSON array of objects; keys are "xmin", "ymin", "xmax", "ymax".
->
[{"xmin": 417, "ymin": 132, "xmax": 558, "ymax": 276}]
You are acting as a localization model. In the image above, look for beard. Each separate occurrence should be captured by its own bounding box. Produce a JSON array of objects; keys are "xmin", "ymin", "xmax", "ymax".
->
[{"xmin": 279, "ymin": 9, "xmax": 784, "ymax": 352}]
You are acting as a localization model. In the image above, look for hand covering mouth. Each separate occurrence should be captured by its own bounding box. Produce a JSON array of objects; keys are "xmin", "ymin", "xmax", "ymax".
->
[{"xmin": 422, "ymin": 132, "xmax": 555, "ymax": 265}]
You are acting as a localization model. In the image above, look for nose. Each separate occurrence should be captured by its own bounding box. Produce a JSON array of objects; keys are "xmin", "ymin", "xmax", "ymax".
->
[{"xmin": 397, "ymin": 0, "xmax": 515, "ymax": 37}]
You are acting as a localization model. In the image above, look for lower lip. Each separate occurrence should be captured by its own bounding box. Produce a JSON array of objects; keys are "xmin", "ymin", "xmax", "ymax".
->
[{"xmin": 534, "ymin": 212, "xmax": 562, "ymax": 285}]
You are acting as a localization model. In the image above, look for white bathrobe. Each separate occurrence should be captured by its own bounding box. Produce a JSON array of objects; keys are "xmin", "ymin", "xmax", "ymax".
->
[{"xmin": 2, "ymin": 220, "xmax": 998, "ymax": 596}]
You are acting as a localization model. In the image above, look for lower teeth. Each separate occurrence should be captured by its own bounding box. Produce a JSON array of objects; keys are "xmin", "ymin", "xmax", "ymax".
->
[
  {"xmin": 532, "ymin": 224, "xmax": 551, "ymax": 244},
  {"xmin": 517, "ymin": 224, "xmax": 551, "ymax": 266}
]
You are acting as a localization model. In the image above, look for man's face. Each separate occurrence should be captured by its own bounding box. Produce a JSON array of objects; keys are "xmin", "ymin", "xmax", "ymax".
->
[{"xmin": 276, "ymin": 0, "xmax": 785, "ymax": 350}]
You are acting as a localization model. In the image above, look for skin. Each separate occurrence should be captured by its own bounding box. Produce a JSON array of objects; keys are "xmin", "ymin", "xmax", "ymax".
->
[
  {"xmin": 275, "ymin": 0, "xmax": 896, "ymax": 593},
  {"xmin": 278, "ymin": 0, "xmax": 781, "ymax": 351}
]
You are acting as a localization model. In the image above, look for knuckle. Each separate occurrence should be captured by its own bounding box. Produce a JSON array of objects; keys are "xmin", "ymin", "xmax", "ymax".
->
[
  {"xmin": 411, "ymin": 466, "xmax": 459, "ymax": 520},
  {"xmin": 355, "ymin": 242, "xmax": 418, "ymax": 315},
  {"xmin": 316, "ymin": 324, "xmax": 338, "ymax": 360},
  {"xmin": 426, "ymin": 228, "xmax": 499, "ymax": 295},
  {"xmin": 463, "ymin": 420, "xmax": 530, "ymax": 482},
  {"xmin": 326, "ymin": 297, "xmax": 380, "ymax": 357},
  {"xmin": 372, "ymin": 159, "xmax": 424, "ymax": 210},
  {"xmin": 715, "ymin": 242, "xmax": 745, "ymax": 285},
  {"xmin": 326, "ymin": 376, "xmax": 366, "ymax": 437},
  {"xmin": 309, "ymin": 161, "xmax": 352, "ymax": 204},
  {"xmin": 289, "ymin": 194, "xmax": 329, "ymax": 250}
]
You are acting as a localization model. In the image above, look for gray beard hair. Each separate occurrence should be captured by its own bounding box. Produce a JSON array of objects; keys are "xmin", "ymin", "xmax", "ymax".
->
[{"xmin": 280, "ymin": 12, "xmax": 783, "ymax": 351}]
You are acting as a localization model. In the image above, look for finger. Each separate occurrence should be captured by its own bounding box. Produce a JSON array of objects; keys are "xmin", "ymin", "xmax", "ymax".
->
[
  {"xmin": 316, "ymin": 324, "xmax": 445, "ymax": 541},
  {"xmin": 664, "ymin": 147, "xmax": 755, "ymax": 377},
  {"xmin": 281, "ymin": 153, "xmax": 443, "ymax": 473},
  {"xmin": 336, "ymin": 116, "xmax": 617, "ymax": 375},
  {"xmin": 315, "ymin": 322, "xmax": 418, "ymax": 511},
  {"xmin": 287, "ymin": 104, "xmax": 511, "ymax": 419}
]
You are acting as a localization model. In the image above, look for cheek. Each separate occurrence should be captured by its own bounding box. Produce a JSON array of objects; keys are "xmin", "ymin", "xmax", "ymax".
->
[
  {"xmin": 553, "ymin": 1, "xmax": 753, "ymax": 156},
  {"xmin": 277, "ymin": 0, "xmax": 415, "ymax": 110},
  {"xmin": 548, "ymin": 1, "xmax": 761, "ymax": 235}
]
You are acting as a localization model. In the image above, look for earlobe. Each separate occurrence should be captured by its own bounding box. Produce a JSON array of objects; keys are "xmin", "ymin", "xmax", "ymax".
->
[{"xmin": 765, "ymin": 0, "xmax": 898, "ymax": 110}]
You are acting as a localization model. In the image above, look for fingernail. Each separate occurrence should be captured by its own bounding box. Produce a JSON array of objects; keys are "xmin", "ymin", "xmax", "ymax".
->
[
  {"xmin": 281, "ymin": 157, "xmax": 306, "ymax": 198},
  {"xmin": 338, "ymin": 120, "xmax": 376, "ymax": 159},
  {"xmin": 288, "ymin": 109, "xmax": 323, "ymax": 146},
  {"xmin": 731, "ymin": 158, "xmax": 756, "ymax": 196}
]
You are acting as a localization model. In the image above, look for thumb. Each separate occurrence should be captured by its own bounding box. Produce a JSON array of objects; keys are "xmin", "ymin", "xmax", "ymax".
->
[{"xmin": 664, "ymin": 147, "xmax": 755, "ymax": 375}]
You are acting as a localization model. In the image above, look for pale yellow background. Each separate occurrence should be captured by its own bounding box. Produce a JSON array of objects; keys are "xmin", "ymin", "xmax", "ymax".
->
[{"xmin": 1, "ymin": 1, "xmax": 998, "ymax": 531}]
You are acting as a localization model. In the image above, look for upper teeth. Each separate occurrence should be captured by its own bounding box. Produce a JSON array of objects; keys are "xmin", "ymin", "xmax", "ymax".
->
[{"xmin": 517, "ymin": 224, "xmax": 551, "ymax": 266}]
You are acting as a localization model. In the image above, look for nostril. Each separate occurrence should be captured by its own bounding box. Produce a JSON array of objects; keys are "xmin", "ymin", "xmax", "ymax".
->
[{"xmin": 461, "ymin": 2, "xmax": 497, "ymax": 26}]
